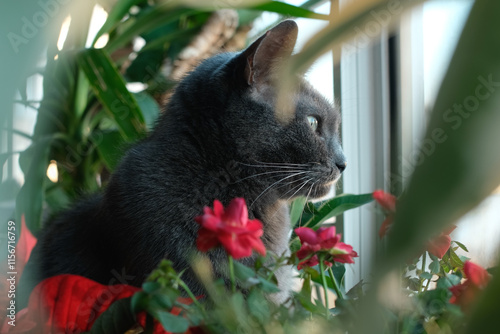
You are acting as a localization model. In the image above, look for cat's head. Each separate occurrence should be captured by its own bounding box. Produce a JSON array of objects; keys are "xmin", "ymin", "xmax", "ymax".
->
[{"xmin": 164, "ymin": 20, "xmax": 346, "ymax": 200}]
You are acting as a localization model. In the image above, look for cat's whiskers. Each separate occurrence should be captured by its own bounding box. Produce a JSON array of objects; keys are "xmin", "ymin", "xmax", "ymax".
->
[
  {"xmin": 232, "ymin": 169, "xmax": 307, "ymax": 184},
  {"xmin": 298, "ymin": 181, "xmax": 316, "ymax": 227},
  {"xmin": 284, "ymin": 177, "xmax": 313, "ymax": 202},
  {"xmin": 238, "ymin": 162, "xmax": 309, "ymax": 170},
  {"xmin": 251, "ymin": 160, "xmax": 312, "ymax": 167},
  {"xmin": 249, "ymin": 171, "xmax": 308, "ymax": 209}
]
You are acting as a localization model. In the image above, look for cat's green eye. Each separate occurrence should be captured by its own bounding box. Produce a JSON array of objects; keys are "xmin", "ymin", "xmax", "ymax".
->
[{"xmin": 307, "ymin": 116, "xmax": 318, "ymax": 132}]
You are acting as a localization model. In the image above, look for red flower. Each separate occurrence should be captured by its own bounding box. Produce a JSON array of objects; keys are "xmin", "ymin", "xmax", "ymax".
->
[
  {"xmin": 195, "ymin": 198, "xmax": 266, "ymax": 259},
  {"xmin": 373, "ymin": 190, "xmax": 456, "ymax": 258},
  {"xmin": 449, "ymin": 261, "xmax": 490, "ymax": 311},
  {"xmin": 373, "ymin": 190, "xmax": 397, "ymax": 238},
  {"xmin": 295, "ymin": 226, "xmax": 358, "ymax": 270},
  {"xmin": 378, "ymin": 216, "xmax": 394, "ymax": 239},
  {"xmin": 373, "ymin": 190, "xmax": 396, "ymax": 213},
  {"xmin": 426, "ymin": 225, "xmax": 456, "ymax": 258}
]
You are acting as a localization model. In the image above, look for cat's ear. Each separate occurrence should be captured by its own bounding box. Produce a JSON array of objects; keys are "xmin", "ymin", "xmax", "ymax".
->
[{"xmin": 242, "ymin": 20, "xmax": 298, "ymax": 87}]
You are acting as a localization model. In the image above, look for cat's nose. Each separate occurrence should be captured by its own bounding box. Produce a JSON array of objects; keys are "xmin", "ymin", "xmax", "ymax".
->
[{"xmin": 336, "ymin": 161, "xmax": 347, "ymax": 173}]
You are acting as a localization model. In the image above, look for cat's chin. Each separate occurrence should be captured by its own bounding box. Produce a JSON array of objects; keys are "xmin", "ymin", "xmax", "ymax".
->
[{"xmin": 309, "ymin": 181, "xmax": 337, "ymax": 199}]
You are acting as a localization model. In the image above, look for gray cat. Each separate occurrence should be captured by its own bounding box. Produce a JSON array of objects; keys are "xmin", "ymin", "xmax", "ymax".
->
[{"xmin": 22, "ymin": 20, "xmax": 346, "ymax": 304}]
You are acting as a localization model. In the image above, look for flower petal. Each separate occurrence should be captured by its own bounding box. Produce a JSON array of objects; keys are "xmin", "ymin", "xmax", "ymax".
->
[
  {"xmin": 218, "ymin": 233, "xmax": 253, "ymax": 259},
  {"xmin": 373, "ymin": 190, "xmax": 397, "ymax": 212},
  {"xmin": 378, "ymin": 216, "xmax": 393, "ymax": 239},
  {"xmin": 298, "ymin": 255, "xmax": 319, "ymax": 270},
  {"xmin": 196, "ymin": 228, "xmax": 220, "ymax": 252},
  {"xmin": 464, "ymin": 261, "xmax": 490, "ymax": 288},
  {"xmin": 295, "ymin": 227, "xmax": 319, "ymax": 245},
  {"xmin": 224, "ymin": 198, "xmax": 248, "ymax": 226},
  {"xmin": 213, "ymin": 200, "xmax": 225, "ymax": 217},
  {"xmin": 317, "ymin": 226, "xmax": 336, "ymax": 240},
  {"xmin": 427, "ymin": 234, "xmax": 451, "ymax": 258}
]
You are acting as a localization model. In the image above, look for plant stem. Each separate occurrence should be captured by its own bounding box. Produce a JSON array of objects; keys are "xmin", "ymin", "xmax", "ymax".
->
[
  {"xmin": 328, "ymin": 267, "xmax": 344, "ymax": 301},
  {"xmin": 419, "ymin": 252, "xmax": 427, "ymax": 293},
  {"xmin": 424, "ymin": 276, "xmax": 432, "ymax": 291},
  {"xmin": 178, "ymin": 280, "xmax": 207, "ymax": 317},
  {"xmin": 318, "ymin": 255, "xmax": 330, "ymax": 317},
  {"xmin": 228, "ymin": 255, "xmax": 236, "ymax": 293}
]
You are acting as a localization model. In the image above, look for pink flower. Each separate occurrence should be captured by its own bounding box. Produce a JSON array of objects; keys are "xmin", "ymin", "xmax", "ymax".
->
[
  {"xmin": 295, "ymin": 226, "xmax": 358, "ymax": 270},
  {"xmin": 195, "ymin": 198, "xmax": 266, "ymax": 259},
  {"xmin": 449, "ymin": 261, "xmax": 490, "ymax": 311}
]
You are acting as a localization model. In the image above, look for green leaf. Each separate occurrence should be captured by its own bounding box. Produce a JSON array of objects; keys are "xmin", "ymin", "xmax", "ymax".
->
[
  {"xmin": 448, "ymin": 249, "xmax": 464, "ymax": 269},
  {"xmin": 151, "ymin": 293, "xmax": 175, "ymax": 310},
  {"xmin": 330, "ymin": 264, "xmax": 346, "ymax": 288},
  {"xmin": 250, "ymin": 1, "xmax": 329, "ymax": 20},
  {"xmin": 15, "ymin": 136, "xmax": 53, "ymax": 233},
  {"xmin": 150, "ymin": 287, "xmax": 180, "ymax": 311},
  {"xmin": 247, "ymin": 290, "xmax": 270, "ymax": 324},
  {"xmin": 419, "ymin": 272, "xmax": 432, "ymax": 280},
  {"xmin": 154, "ymin": 310, "xmax": 189, "ymax": 333},
  {"xmin": 45, "ymin": 185, "xmax": 71, "ymax": 213},
  {"xmin": 294, "ymin": 291, "xmax": 321, "ymax": 313},
  {"xmin": 257, "ymin": 276, "xmax": 280, "ymax": 293},
  {"xmin": 90, "ymin": 297, "xmax": 135, "ymax": 334},
  {"xmin": 429, "ymin": 260, "xmax": 440, "ymax": 275},
  {"xmin": 233, "ymin": 260, "xmax": 256, "ymax": 282},
  {"xmin": 105, "ymin": 6, "xmax": 195, "ymax": 53},
  {"xmin": 142, "ymin": 281, "xmax": 162, "ymax": 294},
  {"xmin": 74, "ymin": 69, "xmax": 89, "ymax": 120},
  {"xmin": 77, "ymin": 49, "xmax": 146, "ymax": 141},
  {"xmin": 289, "ymin": 196, "xmax": 307, "ymax": 226},
  {"xmin": 453, "ymin": 240, "xmax": 469, "ymax": 253},
  {"xmin": 131, "ymin": 291, "xmax": 149, "ymax": 313},
  {"xmin": 133, "ymin": 92, "xmax": 160, "ymax": 131},
  {"xmin": 138, "ymin": 26, "xmax": 199, "ymax": 53},
  {"xmin": 304, "ymin": 193, "xmax": 374, "ymax": 229},
  {"xmin": 93, "ymin": 130, "xmax": 127, "ymax": 171},
  {"xmin": 92, "ymin": 0, "xmax": 146, "ymax": 46}
]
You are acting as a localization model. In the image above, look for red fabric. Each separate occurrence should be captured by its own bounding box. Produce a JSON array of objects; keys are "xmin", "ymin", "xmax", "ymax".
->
[
  {"xmin": 2, "ymin": 274, "xmax": 196, "ymax": 333},
  {"xmin": 195, "ymin": 198, "xmax": 266, "ymax": 259}
]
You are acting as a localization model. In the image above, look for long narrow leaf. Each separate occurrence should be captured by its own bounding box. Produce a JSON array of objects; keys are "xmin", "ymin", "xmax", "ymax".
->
[
  {"xmin": 78, "ymin": 49, "xmax": 146, "ymax": 141},
  {"xmin": 305, "ymin": 193, "xmax": 374, "ymax": 229},
  {"xmin": 251, "ymin": 1, "xmax": 328, "ymax": 20},
  {"xmin": 105, "ymin": 6, "xmax": 195, "ymax": 52},
  {"xmin": 15, "ymin": 136, "xmax": 53, "ymax": 233},
  {"xmin": 289, "ymin": 196, "xmax": 307, "ymax": 226},
  {"xmin": 92, "ymin": 0, "xmax": 146, "ymax": 46},
  {"xmin": 93, "ymin": 130, "xmax": 127, "ymax": 171}
]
